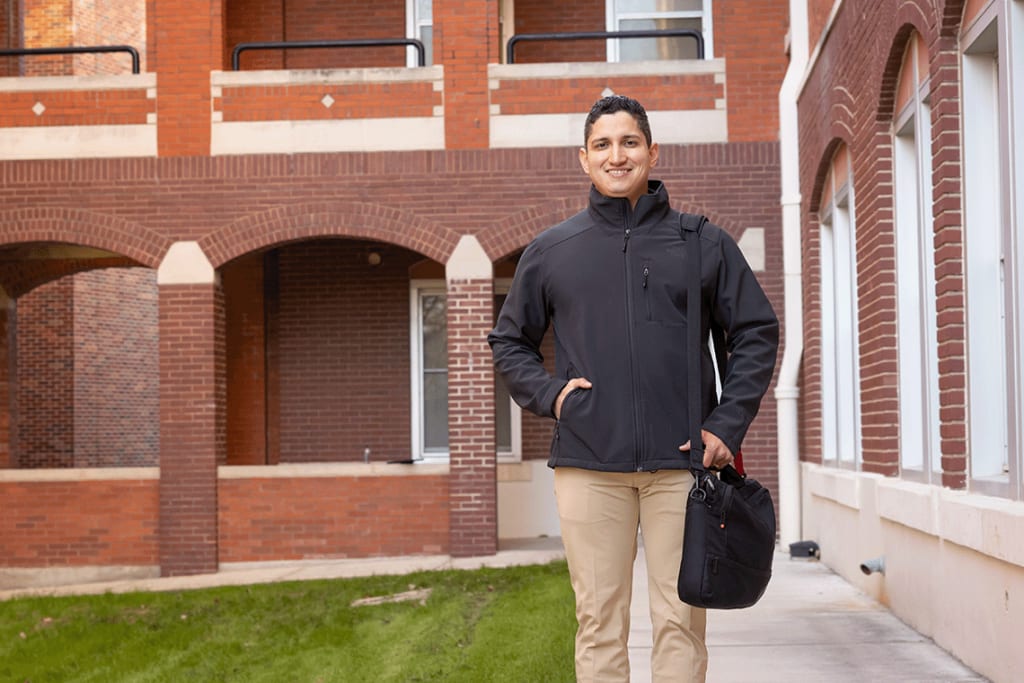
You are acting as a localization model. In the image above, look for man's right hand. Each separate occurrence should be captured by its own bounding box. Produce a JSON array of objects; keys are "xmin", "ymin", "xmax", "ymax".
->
[{"xmin": 554, "ymin": 377, "xmax": 593, "ymax": 419}]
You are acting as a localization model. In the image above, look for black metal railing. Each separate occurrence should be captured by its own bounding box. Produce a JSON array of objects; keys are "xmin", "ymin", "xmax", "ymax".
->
[
  {"xmin": 232, "ymin": 38, "xmax": 427, "ymax": 71},
  {"xmin": 506, "ymin": 29, "xmax": 704, "ymax": 64},
  {"xmin": 0, "ymin": 45, "xmax": 141, "ymax": 74}
]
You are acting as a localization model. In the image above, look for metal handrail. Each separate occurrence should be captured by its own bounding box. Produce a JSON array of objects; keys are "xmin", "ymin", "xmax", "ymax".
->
[
  {"xmin": 232, "ymin": 38, "xmax": 427, "ymax": 71},
  {"xmin": 0, "ymin": 45, "xmax": 141, "ymax": 74},
  {"xmin": 506, "ymin": 29, "xmax": 704, "ymax": 64}
]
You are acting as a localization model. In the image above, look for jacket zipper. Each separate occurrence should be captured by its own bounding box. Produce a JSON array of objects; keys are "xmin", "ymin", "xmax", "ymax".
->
[{"xmin": 621, "ymin": 205, "xmax": 644, "ymax": 471}]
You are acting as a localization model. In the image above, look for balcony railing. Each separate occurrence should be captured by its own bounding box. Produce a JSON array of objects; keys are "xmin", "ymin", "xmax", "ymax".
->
[
  {"xmin": 0, "ymin": 45, "xmax": 141, "ymax": 74},
  {"xmin": 505, "ymin": 29, "xmax": 704, "ymax": 64},
  {"xmin": 231, "ymin": 38, "xmax": 427, "ymax": 71}
]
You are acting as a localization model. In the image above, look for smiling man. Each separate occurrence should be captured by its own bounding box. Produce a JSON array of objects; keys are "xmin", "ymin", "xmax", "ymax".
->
[{"xmin": 488, "ymin": 95, "xmax": 778, "ymax": 682}]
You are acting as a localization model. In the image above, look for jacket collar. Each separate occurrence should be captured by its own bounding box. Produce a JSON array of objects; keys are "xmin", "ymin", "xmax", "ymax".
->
[{"xmin": 587, "ymin": 180, "xmax": 671, "ymax": 228}]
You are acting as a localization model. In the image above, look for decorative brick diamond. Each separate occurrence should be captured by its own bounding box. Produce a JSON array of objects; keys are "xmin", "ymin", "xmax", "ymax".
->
[
  {"xmin": 321, "ymin": 94, "xmax": 335, "ymax": 109},
  {"xmin": 32, "ymin": 101, "xmax": 46, "ymax": 116}
]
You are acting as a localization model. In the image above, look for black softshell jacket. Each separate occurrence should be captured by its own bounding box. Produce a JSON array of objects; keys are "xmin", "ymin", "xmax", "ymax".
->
[{"xmin": 487, "ymin": 181, "xmax": 779, "ymax": 473}]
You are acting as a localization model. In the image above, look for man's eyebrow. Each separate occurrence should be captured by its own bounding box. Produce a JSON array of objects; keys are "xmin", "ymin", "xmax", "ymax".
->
[{"xmin": 589, "ymin": 133, "xmax": 641, "ymax": 146}]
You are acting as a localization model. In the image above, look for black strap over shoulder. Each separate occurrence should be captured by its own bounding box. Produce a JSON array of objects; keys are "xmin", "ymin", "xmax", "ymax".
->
[{"xmin": 682, "ymin": 213, "xmax": 706, "ymax": 473}]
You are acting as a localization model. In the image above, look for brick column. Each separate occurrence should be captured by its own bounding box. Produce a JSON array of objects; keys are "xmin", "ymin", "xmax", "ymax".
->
[
  {"xmin": 157, "ymin": 242, "xmax": 225, "ymax": 576},
  {"xmin": 151, "ymin": 0, "xmax": 224, "ymax": 156},
  {"xmin": 445, "ymin": 236, "xmax": 497, "ymax": 557},
  {"xmin": 0, "ymin": 290, "xmax": 11, "ymax": 468},
  {"xmin": 435, "ymin": 0, "xmax": 498, "ymax": 149}
]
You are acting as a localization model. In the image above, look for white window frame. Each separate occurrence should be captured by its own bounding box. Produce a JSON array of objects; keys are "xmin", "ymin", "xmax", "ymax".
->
[
  {"xmin": 820, "ymin": 177, "xmax": 862, "ymax": 469},
  {"xmin": 409, "ymin": 279, "xmax": 522, "ymax": 463},
  {"xmin": 493, "ymin": 279, "xmax": 523, "ymax": 463},
  {"xmin": 405, "ymin": 0, "xmax": 433, "ymax": 67},
  {"xmin": 410, "ymin": 280, "xmax": 448, "ymax": 462},
  {"xmin": 605, "ymin": 0, "xmax": 713, "ymax": 62},
  {"xmin": 961, "ymin": 2, "xmax": 1021, "ymax": 498},
  {"xmin": 893, "ymin": 36, "xmax": 942, "ymax": 483}
]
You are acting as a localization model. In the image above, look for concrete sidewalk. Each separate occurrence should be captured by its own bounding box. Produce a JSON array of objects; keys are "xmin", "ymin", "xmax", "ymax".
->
[
  {"xmin": 630, "ymin": 542, "xmax": 986, "ymax": 683},
  {"xmin": 1, "ymin": 537, "xmax": 987, "ymax": 682}
]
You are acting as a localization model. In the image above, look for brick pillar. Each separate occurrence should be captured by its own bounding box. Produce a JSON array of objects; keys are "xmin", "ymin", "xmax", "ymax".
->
[
  {"xmin": 157, "ymin": 242, "xmax": 225, "ymax": 576},
  {"xmin": 435, "ymin": 0, "xmax": 498, "ymax": 149},
  {"xmin": 0, "ymin": 290, "xmax": 12, "ymax": 468},
  {"xmin": 151, "ymin": 0, "xmax": 224, "ymax": 156},
  {"xmin": 446, "ymin": 236, "xmax": 497, "ymax": 557}
]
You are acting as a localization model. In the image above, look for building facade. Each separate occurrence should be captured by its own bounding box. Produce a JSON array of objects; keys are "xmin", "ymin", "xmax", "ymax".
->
[
  {"xmin": 0, "ymin": 0, "xmax": 786, "ymax": 590},
  {"xmin": 787, "ymin": 0, "xmax": 1024, "ymax": 680}
]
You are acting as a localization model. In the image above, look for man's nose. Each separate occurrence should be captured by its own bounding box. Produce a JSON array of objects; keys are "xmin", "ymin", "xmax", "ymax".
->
[{"xmin": 609, "ymin": 144, "xmax": 626, "ymax": 163}]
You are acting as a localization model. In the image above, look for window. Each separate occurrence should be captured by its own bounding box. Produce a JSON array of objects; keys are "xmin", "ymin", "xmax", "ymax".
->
[
  {"xmin": 407, "ymin": 0, "xmax": 433, "ymax": 66},
  {"xmin": 819, "ymin": 148, "xmax": 862, "ymax": 468},
  {"xmin": 607, "ymin": 0, "xmax": 712, "ymax": 62},
  {"xmin": 892, "ymin": 34, "xmax": 941, "ymax": 481},
  {"xmin": 961, "ymin": 2, "xmax": 1022, "ymax": 498},
  {"xmin": 410, "ymin": 281, "xmax": 521, "ymax": 462}
]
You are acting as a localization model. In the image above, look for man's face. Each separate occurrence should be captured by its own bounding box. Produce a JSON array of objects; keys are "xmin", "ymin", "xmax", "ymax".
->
[{"xmin": 579, "ymin": 111, "xmax": 659, "ymax": 207}]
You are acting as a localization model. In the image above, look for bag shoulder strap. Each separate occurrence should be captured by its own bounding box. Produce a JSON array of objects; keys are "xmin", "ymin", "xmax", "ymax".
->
[
  {"xmin": 682, "ymin": 213, "xmax": 706, "ymax": 474},
  {"xmin": 680, "ymin": 213, "xmax": 745, "ymax": 476}
]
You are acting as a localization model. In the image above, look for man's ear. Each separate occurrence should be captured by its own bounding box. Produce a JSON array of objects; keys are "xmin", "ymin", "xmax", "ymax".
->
[
  {"xmin": 578, "ymin": 147, "xmax": 589, "ymax": 173},
  {"xmin": 650, "ymin": 141, "xmax": 659, "ymax": 167}
]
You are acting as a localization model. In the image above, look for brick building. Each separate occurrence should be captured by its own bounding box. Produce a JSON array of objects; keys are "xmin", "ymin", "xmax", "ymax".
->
[
  {"xmin": 0, "ymin": 0, "xmax": 787, "ymax": 589},
  {"xmin": 785, "ymin": 0, "xmax": 1024, "ymax": 680}
]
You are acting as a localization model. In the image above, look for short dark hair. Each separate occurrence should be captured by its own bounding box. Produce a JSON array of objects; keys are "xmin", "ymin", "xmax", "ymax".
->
[{"xmin": 583, "ymin": 95, "xmax": 652, "ymax": 148}]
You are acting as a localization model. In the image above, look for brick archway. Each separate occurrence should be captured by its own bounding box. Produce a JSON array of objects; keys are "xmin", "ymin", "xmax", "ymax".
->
[
  {"xmin": 200, "ymin": 201, "xmax": 461, "ymax": 268},
  {"xmin": 0, "ymin": 207, "xmax": 169, "ymax": 268}
]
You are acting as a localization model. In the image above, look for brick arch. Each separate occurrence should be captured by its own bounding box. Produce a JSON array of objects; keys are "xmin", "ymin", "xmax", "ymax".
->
[
  {"xmin": 200, "ymin": 202, "xmax": 461, "ymax": 268},
  {"xmin": 876, "ymin": 21, "xmax": 929, "ymax": 124},
  {"xmin": 479, "ymin": 197, "xmax": 588, "ymax": 262},
  {"xmin": 1, "ymin": 257, "xmax": 138, "ymax": 299},
  {"xmin": 0, "ymin": 207, "xmax": 169, "ymax": 268}
]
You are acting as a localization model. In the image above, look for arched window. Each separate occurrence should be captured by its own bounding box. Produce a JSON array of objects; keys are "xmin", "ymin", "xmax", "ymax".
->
[
  {"xmin": 819, "ymin": 145, "xmax": 862, "ymax": 468},
  {"xmin": 892, "ymin": 32, "xmax": 941, "ymax": 482}
]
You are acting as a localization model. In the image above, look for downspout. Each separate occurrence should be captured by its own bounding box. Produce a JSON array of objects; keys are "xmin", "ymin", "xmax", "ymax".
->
[{"xmin": 776, "ymin": 0, "xmax": 809, "ymax": 547}]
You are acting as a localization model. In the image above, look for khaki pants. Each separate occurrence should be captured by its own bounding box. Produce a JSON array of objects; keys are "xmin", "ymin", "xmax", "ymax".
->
[{"xmin": 554, "ymin": 467, "xmax": 708, "ymax": 683}]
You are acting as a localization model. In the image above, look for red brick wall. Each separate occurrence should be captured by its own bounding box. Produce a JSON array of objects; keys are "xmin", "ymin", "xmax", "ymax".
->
[
  {"xmin": 0, "ymin": 478, "xmax": 159, "ymax": 566},
  {"xmin": 0, "ymin": 302, "xmax": 11, "ymax": 468},
  {"xmin": 716, "ymin": 0, "xmax": 788, "ymax": 141},
  {"xmin": 492, "ymin": 73, "xmax": 722, "ymax": 116},
  {"xmin": 17, "ymin": 277, "xmax": 75, "ymax": 468},
  {"xmin": 219, "ymin": 474, "xmax": 450, "ymax": 561},
  {"xmin": 215, "ymin": 81, "xmax": 441, "ymax": 122},
  {"xmin": 225, "ymin": 0, "xmax": 408, "ymax": 71},
  {"xmin": 224, "ymin": 253, "xmax": 266, "ymax": 466},
  {"xmin": 808, "ymin": 0, "xmax": 835, "ymax": 53},
  {"xmin": 73, "ymin": 268, "xmax": 158, "ymax": 467},
  {"xmin": 275, "ymin": 240, "xmax": 416, "ymax": 463},
  {"xmin": 796, "ymin": 0, "xmax": 968, "ymax": 484},
  {"xmin": 72, "ymin": 0, "xmax": 147, "ymax": 74},
  {"xmin": 0, "ymin": 87, "xmax": 154, "ymax": 127},
  {"xmin": 21, "ymin": 0, "xmax": 73, "ymax": 76},
  {"xmin": 512, "ymin": 0, "xmax": 605, "ymax": 64},
  {"xmin": 0, "ymin": 0, "xmax": 20, "ymax": 77}
]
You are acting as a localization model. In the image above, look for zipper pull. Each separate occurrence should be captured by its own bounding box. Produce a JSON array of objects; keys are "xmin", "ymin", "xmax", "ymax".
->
[
  {"xmin": 642, "ymin": 266, "xmax": 649, "ymax": 289},
  {"xmin": 622, "ymin": 228, "xmax": 631, "ymax": 252}
]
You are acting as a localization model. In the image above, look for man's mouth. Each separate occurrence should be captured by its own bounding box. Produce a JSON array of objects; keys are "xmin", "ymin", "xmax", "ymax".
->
[{"xmin": 606, "ymin": 168, "xmax": 631, "ymax": 177}]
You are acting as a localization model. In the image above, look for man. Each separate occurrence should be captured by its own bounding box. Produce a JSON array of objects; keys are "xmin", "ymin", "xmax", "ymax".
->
[{"xmin": 487, "ymin": 95, "xmax": 778, "ymax": 682}]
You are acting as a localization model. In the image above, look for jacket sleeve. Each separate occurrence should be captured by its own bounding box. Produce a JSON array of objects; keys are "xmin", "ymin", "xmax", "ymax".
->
[
  {"xmin": 701, "ymin": 229, "xmax": 780, "ymax": 455},
  {"xmin": 487, "ymin": 242, "xmax": 566, "ymax": 419}
]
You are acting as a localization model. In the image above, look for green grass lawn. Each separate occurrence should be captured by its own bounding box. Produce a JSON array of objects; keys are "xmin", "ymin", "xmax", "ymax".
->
[{"xmin": 0, "ymin": 560, "xmax": 576, "ymax": 682}]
